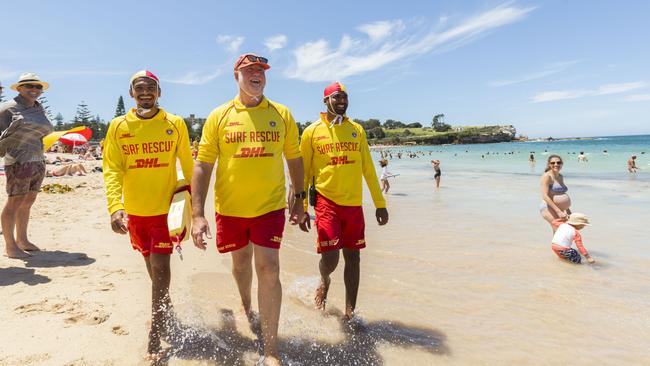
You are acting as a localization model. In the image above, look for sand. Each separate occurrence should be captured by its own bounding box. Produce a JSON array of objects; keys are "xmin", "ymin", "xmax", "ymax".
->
[{"xmin": 1, "ymin": 151, "xmax": 649, "ymax": 365}]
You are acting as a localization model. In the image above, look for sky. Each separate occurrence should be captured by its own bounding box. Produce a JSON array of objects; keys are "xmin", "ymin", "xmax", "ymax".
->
[{"xmin": 1, "ymin": 0, "xmax": 649, "ymax": 138}]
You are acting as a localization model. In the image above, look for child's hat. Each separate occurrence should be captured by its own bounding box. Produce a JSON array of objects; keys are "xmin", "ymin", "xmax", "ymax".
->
[{"xmin": 567, "ymin": 213, "xmax": 591, "ymax": 226}]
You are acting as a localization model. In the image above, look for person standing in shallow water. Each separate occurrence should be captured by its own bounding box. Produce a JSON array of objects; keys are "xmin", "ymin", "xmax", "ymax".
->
[
  {"xmin": 102, "ymin": 70, "xmax": 194, "ymax": 361},
  {"xmin": 540, "ymin": 154, "xmax": 571, "ymax": 233},
  {"xmin": 431, "ymin": 160, "xmax": 441, "ymax": 188},
  {"xmin": 0, "ymin": 73, "xmax": 52, "ymax": 258},
  {"xmin": 300, "ymin": 81, "xmax": 389, "ymax": 321}
]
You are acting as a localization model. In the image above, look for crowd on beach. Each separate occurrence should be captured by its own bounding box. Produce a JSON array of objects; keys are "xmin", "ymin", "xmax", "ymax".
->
[{"xmin": 0, "ymin": 56, "xmax": 646, "ymax": 365}]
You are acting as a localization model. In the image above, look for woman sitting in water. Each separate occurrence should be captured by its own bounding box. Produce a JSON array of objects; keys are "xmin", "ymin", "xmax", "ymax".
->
[{"xmin": 540, "ymin": 155, "xmax": 571, "ymax": 233}]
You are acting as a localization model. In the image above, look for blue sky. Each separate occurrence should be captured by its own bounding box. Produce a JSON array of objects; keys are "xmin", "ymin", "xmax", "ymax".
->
[{"xmin": 1, "ymin": 0, "xmax": 649, "ymax": 138}]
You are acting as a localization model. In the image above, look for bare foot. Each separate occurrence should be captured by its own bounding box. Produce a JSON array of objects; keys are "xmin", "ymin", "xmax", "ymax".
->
[
  {"xmin": 18, "ymin": 241, "xmax": 40, "ymax": 252},
  {"xmin": 242, "ymin": 306, "xmax": 261, "ymax": 336},
  {"xmin": 257, "ymin": 355, "xmax": 283, "ymax": 366},
  {"xmin": 147, "ymin": 328, "xmax": 162, "ymax": 358},
  {"xmin": 344, "ymin": 307, "xmax": 355, "ymax": 322},
  {"xmin": 314, "ymin": 277, "xmax": 331, "ymax": 311},
  {"xmin": 5, "ymin": 247, "xmax": 31, "ymax": 259}
]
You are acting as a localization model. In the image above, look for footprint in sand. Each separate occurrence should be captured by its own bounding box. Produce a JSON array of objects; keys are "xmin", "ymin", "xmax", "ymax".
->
[
  {"xmin": 82, "ymin": 281, "xmax": 114, "ymax": 294},
  {"xmin": 15, "ymin": 298, "xmax": 110, "ymax": 326},
  {"xmin": 111, "ymin": 325, "xmax": 129, "ymax": 336}
]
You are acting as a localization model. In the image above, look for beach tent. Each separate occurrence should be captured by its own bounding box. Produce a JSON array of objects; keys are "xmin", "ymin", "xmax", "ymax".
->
[{"xmin": 43, "ymin": 126, "xmax": 89, "ymax": 151}]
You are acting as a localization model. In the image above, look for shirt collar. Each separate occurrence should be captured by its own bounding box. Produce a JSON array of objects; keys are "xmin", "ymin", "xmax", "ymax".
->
[
  {"xmin": 14, "ymin": 94, "xmax": 40, "ymax": 107},
  {"xmin": 234, "ymin": 95, "xmax": 269, "ymax": 110},
  {"xmin": 319, "ymin": 112, "xmax": 349, "ymax": 128},
  {"xmin": 126, "ymin": 107, "xmax": 166, "ymax": 122}
]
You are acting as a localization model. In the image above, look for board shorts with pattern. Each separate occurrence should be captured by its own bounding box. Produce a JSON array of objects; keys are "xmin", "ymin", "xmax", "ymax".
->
[{"xmin": 5, "ymin": 160, "xmax": 46, "ymax": 196}]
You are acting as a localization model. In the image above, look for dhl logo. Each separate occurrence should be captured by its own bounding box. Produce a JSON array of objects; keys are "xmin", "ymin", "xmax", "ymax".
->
[
  {"xmin": 155, "ymin": 242, "xmax": 172, "ymax": 249},
  {"xmin": 119, "ymin": 133, "xmax": 135, "ymax": 139},
  {"xmin": 128, "ymin": 158, "xmax": 170, "ymax": 169},
  {"xmin": 227, "ymin": 121, "xmax": 243, "ymax": 126},
  {"xmin": 270, "ymin": 236, "xmax": 282, "ymax": 243},
  {"xmin": 233, "ymin": 147, "xmax": 274, "ymax": 158},
  {"xmin": 329, "ymin": 156, "xmax": 355, "ymax": 165},
  {"xmin": 315, "ymin": 135, "xmax": 328, "ymax": 141}
]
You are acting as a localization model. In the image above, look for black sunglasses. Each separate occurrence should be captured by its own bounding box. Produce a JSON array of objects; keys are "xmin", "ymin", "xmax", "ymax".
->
[
  {"xmin": 236, "ymin": 55, "xmax": 268, "ymax": 69},
  {"xmin": 22, "ymin": 84, "xmax": 43, "ymax": 90},
  {"xmin": 549, "ymin": 161, "xmax": 563, "ymax": 165}
]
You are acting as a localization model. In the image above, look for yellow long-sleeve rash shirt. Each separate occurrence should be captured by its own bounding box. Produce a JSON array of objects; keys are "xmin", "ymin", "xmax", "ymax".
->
[
  {"xmin": 301, "ymin": 113, "xmax": 386, "ymax": 209},
  {"xmin": 196, "ymin": 96, "xmax": 301, "ymax": 218},
  {"xmin": 102, "ymin": 108, "xmax": 194, "ymax": 216}
]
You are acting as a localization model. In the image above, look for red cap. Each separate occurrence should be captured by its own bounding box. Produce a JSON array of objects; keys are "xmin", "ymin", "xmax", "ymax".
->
[
  {"xmin": 234, "ymin": 53, "xmax": 270, "ymax": 71},
  {"xmin": 324, "ymin": 82, "xmax": 347, "ymax": 98}
]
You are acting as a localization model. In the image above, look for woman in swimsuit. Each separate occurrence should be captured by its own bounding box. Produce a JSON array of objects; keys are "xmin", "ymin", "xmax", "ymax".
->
[
  {"xmin": 431, "ymin": 160, "xmax": 441, "ymax": 188},
  {"xmin": 540, "ymin": 154, "xmax": 571, "ymax": 233}
]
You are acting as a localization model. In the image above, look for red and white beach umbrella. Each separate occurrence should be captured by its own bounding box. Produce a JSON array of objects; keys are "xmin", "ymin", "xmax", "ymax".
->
[{"xmin": 59, "ymin": 127, "xmax": 92, "ymax": 146}]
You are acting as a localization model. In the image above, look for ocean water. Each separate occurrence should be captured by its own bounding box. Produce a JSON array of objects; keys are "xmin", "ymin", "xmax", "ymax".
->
[{"xmin": 167, "ymin": 134, "xmax": 649, "ymax": 365}]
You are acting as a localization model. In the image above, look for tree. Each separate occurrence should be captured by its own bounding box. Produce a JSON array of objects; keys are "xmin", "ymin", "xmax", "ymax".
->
[
  {"xmin": 432, "ymin": 113, "xmax": 451, "ymax": 132},
  {"xmin": 54, "ymin": 113, "xmax": 65, "ymax": 130},
  {"xmin": 406, "ymin": 122, "xmax": 422, "ymax": 128},
  {"xmin": 74, "ymin": 101, "xmax": 92, "ymax": 126},
  {"xmin": 38, "ymin": 96, "xmax": 54, "ymax": 120},
  {"xmin": 402, "ymin": 129, "xmax": 413, "ymax": 137},
  {"xmin": 88, "ymin": 114, "xmax": 107, "ymax": 140},
  {"xmin": 114, "ymin": 95, "xmax": 126, "ymax": 117},
  {"xmin": 369, "ymin": 126, "xmax": 385, "ymax": 139}
]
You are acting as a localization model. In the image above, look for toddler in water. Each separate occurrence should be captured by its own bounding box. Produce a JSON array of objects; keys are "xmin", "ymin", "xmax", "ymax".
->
[
  {"xmin": 379, "ymin": 159, "xmax": 392, "ymax": 193},
  {"xmin": 551, "ymin": 213, "xmax": 595, "ymax": 264}
]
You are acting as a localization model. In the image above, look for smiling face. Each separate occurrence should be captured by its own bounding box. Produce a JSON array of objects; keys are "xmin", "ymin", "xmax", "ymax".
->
[
  {"xmin": 236, "ymin": 64, "xmax": 266, "ymax": 98},
  {"xmin": 129, "ymin": 78, "xmax": 160, "ymax": 109},
  {"xmin": 17, "ymin": 83, "xmax": 44, "ymax": 104},
  {"xmin": 547, "ymin": 156, "xmax": 564, "ymax": 172},
  {"xmin": 325, "ymin": 92, "xmax": 348, "ymax": 115}
]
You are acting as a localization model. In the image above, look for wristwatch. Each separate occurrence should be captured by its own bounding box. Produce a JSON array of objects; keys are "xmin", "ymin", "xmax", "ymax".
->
[{"xmin": 293, "ymin": 191, "xmax": 306, "ymax": 199}]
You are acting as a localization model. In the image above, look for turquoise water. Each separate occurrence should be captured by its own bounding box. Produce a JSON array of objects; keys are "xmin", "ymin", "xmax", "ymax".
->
[{"xmin": 373, "ymin": 134, "xmax": 650, "ymax": 181}]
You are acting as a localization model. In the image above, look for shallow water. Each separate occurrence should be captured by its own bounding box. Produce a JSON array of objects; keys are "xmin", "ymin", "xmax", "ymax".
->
[{"xmin": 166, "ymin": 136, "xmax": 650, "ymax": 365}]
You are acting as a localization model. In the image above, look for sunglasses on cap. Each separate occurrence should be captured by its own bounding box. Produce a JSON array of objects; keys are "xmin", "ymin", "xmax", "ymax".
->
[
  {"xmin": 22, "ymin": 84, "xmax": 43, "ymax": 90},
  {"xmin": 235, "ymin": 55, "xmax": 268, "ymax": 69},
  {"xmin": 549, "ymin": 161, "xmax": 563, "ymax": 165}
]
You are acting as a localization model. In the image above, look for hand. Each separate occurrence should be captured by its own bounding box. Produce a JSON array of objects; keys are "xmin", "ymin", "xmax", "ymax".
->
[
  {"xmin": 557, "ymin": 210, "xmax": 568, "ymax": 219},
  {"xmin": 299, "ymin": 212, "xmax": 311, "ymax": 232},
  {"xmin": 376, "ymin": 208, "xmax": 389, "ymax": 225},
  {"xmin": 191, "ymin": 216, "xmax": 212, "ymax": 251},
  {"xmin": 289, "ymin": 199, "xmax": 305, "ymax": 226},
  {"xmin": 586, "ymin": 255, "xmax": 595, "ymax": 264},
  {"xmin": 110, "ymin": 210, "xmax": 128, "ymax": 234}
]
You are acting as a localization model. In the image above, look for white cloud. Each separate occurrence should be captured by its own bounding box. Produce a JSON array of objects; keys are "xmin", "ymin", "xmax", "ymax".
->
[
  {"xmin": 286, "ymin": 4, "xmax": 535, "ymax": 82},
  {"xmin": 623, "ymin": 94, "xmax": 650, "ymax": 102},
  {"xmin": 357, "ymin": 20, "xmax": 405, "ymax": 42},
  {"xmin": 216, "ymin": 35, "xmax": 245, "ymax": 53},
  {"xmin": 490, "ymin": 60, "xmax": 580, "ymax": 87},
  {"xmin": 264, "ymin": 35, "xmax": 288, "ymax": 52},
  {"xmin": 162, "ymin": 70, "xmax": 223, "ymax": 85},
  {"xmin": 531, "ymin": 81, "xmax": 648, "ymax": 103}
]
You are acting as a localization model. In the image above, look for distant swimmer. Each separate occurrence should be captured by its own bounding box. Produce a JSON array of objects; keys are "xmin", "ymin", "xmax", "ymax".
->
[
  {"xmin": 628, "ymin": 155, "xmax": 639, "ymax": 173},
  {"xmin": 603, "ymin": 150, "xmax": 609, "ymax": 155},
  {"xmin": 529, "ymin": 153, "xmax": 536, "ymax": 163},
  {"xmin": 102, "ymin": 70, "xmax": 194, "ymax": 361},
  {"xmin": 379, "ymin": 159, "xmax": 393, "ymax": 193},
  {"xmin": 300, "ymin": 82, "xmax": 388, "ymax": 321},
  {"xmin": 540, "ymin": 155, "xmax": 571, "ymax": 233},
  {"xmin": 431, "ymin": 160, "xmax": 441, "ymax": 188},
  {"xmin": 578, "ymin": 151, "xmax": 588, "ymax": 162},
  {"xmin": 551, "ymin": 213, "xmax": 595, "ymax": 264}
]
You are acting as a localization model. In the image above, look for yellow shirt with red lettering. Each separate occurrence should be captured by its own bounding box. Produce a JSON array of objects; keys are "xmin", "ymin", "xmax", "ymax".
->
[
  {"xmin": 301, "ymin": 113, "xmax": 386, "ymax": 209},
  {"xmin": 103, "ymin": 108, "xmax": 194, "ymax": 216},
  {"xmin": 197, "ymin": 96, "xmax": 301, "ymax": 218}
]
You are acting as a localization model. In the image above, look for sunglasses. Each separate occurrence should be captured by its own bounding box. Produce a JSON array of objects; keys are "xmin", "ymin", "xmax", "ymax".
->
[
  {"xmin": 236, "ymin": 55, "xmax": 268, "ymax": 69},
  {"xmin": 22, "ymin": 84, "xmax": 43, "ymax": 90},
  {"xmin": 549, "ymin": 161, "xmax": 563, "ymax": 165}
]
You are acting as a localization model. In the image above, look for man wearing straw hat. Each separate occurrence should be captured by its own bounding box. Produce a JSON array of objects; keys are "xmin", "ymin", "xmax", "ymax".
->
[
  {"xmin": 300, "ymin": 81, "xmax": 389, "ymax": 320},
  {"xmin": 0, "ymin": 73, "xmax": 52, "ymax": 258},
  {"xmin": 102, "ymin": 70, "xmax": 194, "ymax": 360}
]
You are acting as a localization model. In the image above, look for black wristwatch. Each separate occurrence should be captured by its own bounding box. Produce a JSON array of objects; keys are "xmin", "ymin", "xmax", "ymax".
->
[{"xmin": 293, "ymin": 191, "xmax": 306, "ymax": 199}]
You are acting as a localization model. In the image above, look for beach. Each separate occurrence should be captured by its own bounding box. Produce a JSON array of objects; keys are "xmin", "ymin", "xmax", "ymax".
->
[{"xmin": 1, "ymin": 139, "xmax": 650, "ymax": 365}]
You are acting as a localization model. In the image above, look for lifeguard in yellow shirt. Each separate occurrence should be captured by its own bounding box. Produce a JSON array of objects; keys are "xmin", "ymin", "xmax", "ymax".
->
[
  {"xmin": 191, "ymin": 54, "xmax": 306, "ymax": 366},
  {"xmin": 300, "ymin": 82, "xmax": 389, "ymax": 321},
  {"xmin": 102, "ymin": 70, "xmax": 193, "ymax": 361}
]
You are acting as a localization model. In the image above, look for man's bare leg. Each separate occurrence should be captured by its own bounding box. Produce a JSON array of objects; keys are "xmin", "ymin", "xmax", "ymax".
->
[
  {"xmin": 2, "ymin": 195, "xmax": 30, "ymax": 258},
  {"xmin": 147, "ymin": 253, "xmax": 172, "ymax": 357},
  {"xmin": 254, "ymin": 245, "xmax": 282, "ymax": 365},
  {"xmin": 231, "ymin": 243, "xmax": 254, "ymax": 319},
  {"xmin": 342, "ymin": 248, "xmax": 360, "ymax": 320},
  {"xmin": 315, "ymin": 250, "xmax": 339, "ymax": 311},
  {"xmin": 15, "ymin": 191, "xmax": 40, "ymax": 251}
]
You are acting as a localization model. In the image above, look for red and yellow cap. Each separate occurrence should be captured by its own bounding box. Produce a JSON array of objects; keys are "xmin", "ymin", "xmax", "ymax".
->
[
  {"xmin": 324, "ymin": 82, "xmax": 347, "ymax": 98},
  {"xmin": 130, "ymin": 70, "xmax": 160, "ymax": 86}
]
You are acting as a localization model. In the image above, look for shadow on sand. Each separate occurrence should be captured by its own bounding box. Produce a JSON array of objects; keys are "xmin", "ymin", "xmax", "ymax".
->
[
  {"xmin": 156, "ymin": 308, "xmax": 448, "ymax": 365},
  {"xmin": 22, "ymin": 250, "xmax": 95, "ymax": 268},
  {"xmin": 0, "ymin": 267, "xmax": 51, "ymax": 286}
]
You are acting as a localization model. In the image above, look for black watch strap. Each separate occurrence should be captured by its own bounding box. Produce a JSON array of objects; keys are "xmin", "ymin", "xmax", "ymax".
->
[{"xmin": 293, "ymin": 191, "xmax": 306, "ymax": 199}]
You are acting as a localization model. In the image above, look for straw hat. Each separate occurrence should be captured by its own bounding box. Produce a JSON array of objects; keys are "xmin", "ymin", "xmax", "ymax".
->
[
  {"xmin": 567, "ymin": 213, "xmax": 591, "ymax": 226},
  {"xmin": 10, "ymin": 72, "xmax": 49, "ymax": 91}
]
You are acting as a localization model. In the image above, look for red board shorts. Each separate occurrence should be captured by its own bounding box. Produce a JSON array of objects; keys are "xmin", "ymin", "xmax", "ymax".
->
[
  {"xmin": 127, "ymin": 214, "xmax": 173, "ymax": 257},
  {"xmin": 215, "ymin": 208, "xmax": 285, "ymax": 253},
  {"xmin": 314, "ymin": 193, "xmax": 366, "ymax": 254},
  {"xmin": 5, "ymin": 160, "xmax": 46, "ymax": 196}
]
